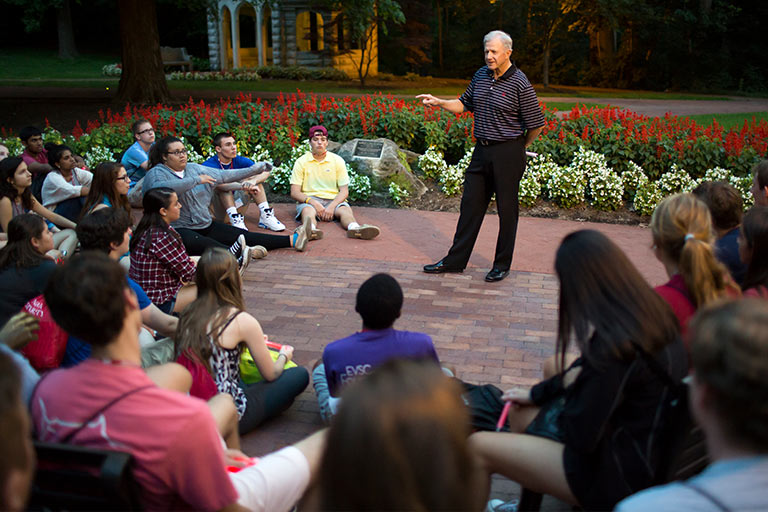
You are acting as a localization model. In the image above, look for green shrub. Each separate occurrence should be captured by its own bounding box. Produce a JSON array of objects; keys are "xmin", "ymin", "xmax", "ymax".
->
[
  {"xmin": 588, "ymin": 168, "xmax": 624, "ymax": 211},
  {"xmin": 621, "ymin": 161, "xmax": 649, "ymax": 200},
  {"xmin": 658, "ymin": 164, "xmax": 694, "ymax": 196},
  {"xmin": 634, "ymin": 180, "xmax": 663, "ymax": 216},
  {"xmin": 388, "ymin": 182, "xmax": 410, "ymax": 205},
  {"xmin": 519, "ymin": 172, "xmax": 541, "ymax": 207},
  {"xmin": 547, "ymin": 166, "xmax": 585, "ymax": 208},
  {"xmin": 417, "ymin": 146, "xmax": 448, "ymax": 180}
]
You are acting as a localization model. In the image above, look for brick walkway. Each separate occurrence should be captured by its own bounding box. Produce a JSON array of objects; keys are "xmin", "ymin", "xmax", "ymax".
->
[{"xmin": 238, "ymin": 204, "xmax": 667, "ymax": 507}]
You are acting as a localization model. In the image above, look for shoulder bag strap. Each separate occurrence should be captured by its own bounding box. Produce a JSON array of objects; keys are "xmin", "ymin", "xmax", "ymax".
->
[
  {"xmin": 681, "ymin": 482, "xmax": 731, "ymax": 512},
  {"xmin": 629, "ymin": 340, "xmax": 679, "ymax": 389},
  {"xmin": 59, "ymin": 385, "xmax": 155, "ymax": 444}
]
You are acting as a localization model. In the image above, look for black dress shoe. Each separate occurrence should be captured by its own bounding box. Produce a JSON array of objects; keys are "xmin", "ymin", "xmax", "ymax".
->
[
  {"xmin": 485, "ymin": 268, "xmax": 510, "ymax": 282},
  {"xmin": 423, "ymin": 259, "xmax": 464, "ymax": 274}
]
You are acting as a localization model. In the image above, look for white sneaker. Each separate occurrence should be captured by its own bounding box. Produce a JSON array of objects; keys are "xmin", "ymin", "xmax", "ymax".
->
[
  {"xmin": 485, "ymin": 499, "xmax": 518, "ymax": 512},
  {"xmin": 238, "ymin": 244, "xmax": 252, "ymax": 276},
  {"xmin": 258, "ymin": 208, "xmax": 285, "ymax": 231},
  {"xmin": 347, "ymin": 224, "xmax": 380, "ymax": 240},
  {"xmin": 230, "ymin": 213, "xmax": 248, "ymax": 230},
  {"xmin": 249, "ymin": 245, "xmax": 268, "ymax": 260}
]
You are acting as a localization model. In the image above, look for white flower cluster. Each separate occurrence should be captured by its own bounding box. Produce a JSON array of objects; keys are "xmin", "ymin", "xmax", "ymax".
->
[
  {"xmin": 547, "ymin": 166, "xmax": 586, "ymax": 208},
  {"xmin": 388, "ymin": 182, "xmax": 410, "ymax": 205},
  {"xmin": 101, "ymin": 63, "xmax": 122, "ymax": 76},
  {"xmin": 658, "ymin": 164, "xmax": 694, "ymax": 196},
  {"xmin": 570, "ymin": 146, "xmax": 610, "ymax": 187},
  {"xmin": 83, "ymin": 146, "xmax": 115, "ymax": 169},
  {"xmin": 249, "ymin": 144, "xmax": 272, "ymax": 163},
  {"xmin": 701, "ymin": 167, "xmax": 732, "ymax": 182},
  {"xmin": 268, "ymin": 165, "xmax": 291, "ymax": 195},
  {"xmin": 621, "ymin": 161, "xmax": 649, "ymax": 200},
  {"xmin": 438, "ymin": 146, "xmax": 473, "ymax": 197},
  {"xmin": 178, "ymin": 137, "xmax": 204, "ymax": 163},
  {"xmin": 519, "ymin": 171, "xmax": 542, "ymax": 207},
  {"xmin": 527, "ymin": 154, "xmax": 562, "ymax": 196},
  {"xmin": 729, "ymin": 175, "xmax": 754, "ymax": 209},
  {"xmin": 634, "ymin": 181, "xmax": 663, "ymax": 216},
  {"xmin": 348, "ymin": 168, "xmax": 372, "ymax": 202},
  {"xmin": 588, "ymin": 167, "xmax": 624, "ymax": 211},
  {"xmin": 417, "ymin": 146, "xmax": 448, "ymax": 180}
]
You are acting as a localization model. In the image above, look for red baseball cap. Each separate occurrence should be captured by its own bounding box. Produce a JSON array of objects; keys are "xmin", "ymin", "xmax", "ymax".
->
[{"xmin": 309, "ymin": 125, "xmax": 328, "ymax": 139}]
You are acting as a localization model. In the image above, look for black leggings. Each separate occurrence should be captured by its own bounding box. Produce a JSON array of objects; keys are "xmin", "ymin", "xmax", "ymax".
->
[
  {"xmin": 238, "ymin": 366, "xmax": 309, "ymax": 434},
  {"xmin": 176, "ymin": 220, "xmax": 291, "ymax": 256}
]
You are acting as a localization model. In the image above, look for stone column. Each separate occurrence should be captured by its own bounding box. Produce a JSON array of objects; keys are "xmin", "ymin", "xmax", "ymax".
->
[{"xmin": 231, "ymin": 5, "xmax": 240, "ymax": 69}]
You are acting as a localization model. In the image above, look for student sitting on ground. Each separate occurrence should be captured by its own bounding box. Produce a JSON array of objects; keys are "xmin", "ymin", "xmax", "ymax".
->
[
  {"xmin": 317, "ymin": 359, "xmax": 484, "ymax": 511},
  {"xmin": 18, "ymin": 126, "xmax": 53, "ymax": 200},
  {"xmin": 41, "ymin": 144, "xmax": 92, "ymax": 222},
  {"xmin": 617, "ymin": 299, "xmax": 768, "ymax": 511},
  {"xmin": 0, "ymin": 157, "xmax": 77, "ymax": 260},
  {"xmin": 202, "ymin": 131, "xmax": 286, "ymax": 231},
  {"xmin": 122, "ymin": 119, "xmax": 155, "ymax": 207},
  {"xmin": 0, "ymin": 349, "xmax": 35, "ymax": 512},
  {"xmin": 312, "ymin": 272, "xmax": 441, "ymax": 422},
  {"xmin": 651, "ymin": 193, "xmax": 740, "ymax": 340},
  {"xmin": 143, "ymin": 136, "xmax": 309, "ymax": 256},
  {"xmin": 692, "ymin": 181, "xmax": 747, "ymax": 285},
  {"xmin": 175, "ymin": 247, "xmax": 309, "ymax": 434},
  {"xmin": 739, "ymin": 206, "xmax": 768, "ymax": 298},
  {"xmin": 80, "ymin": 161, "xmax": 132, "ymax": 217},
  {"xmin": 751, "ymin": 159, "xmax": 768, "ymax": 206},
  {"xmin": 64, "ymin": 207, "xmax": 179, "ymax": 366},
  {"xmin": 291, "ymin": 125, "xmax": 380, "ymax": 240},
  {"xmin": 129, "ymin": 188, "xmax": 198, "ymax": 314},
  {"xmin": 471, "ymin": 229, "xmax": 687, "ymax": 512},
  {"xmin": 0, "ymin": 214, "xmax": 57, "ymax": 327},
  {"xmin": 31, "ymin": 253, "xmax": 326, "ymax": 511}
]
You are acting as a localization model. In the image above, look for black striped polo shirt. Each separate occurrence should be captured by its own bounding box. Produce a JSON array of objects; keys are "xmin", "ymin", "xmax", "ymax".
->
[{"xmin": 459, "ymin": 63, "xmax": 545, "ymax": 142}]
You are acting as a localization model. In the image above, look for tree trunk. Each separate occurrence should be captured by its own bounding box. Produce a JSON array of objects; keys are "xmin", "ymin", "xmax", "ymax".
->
[
  {"xmin": 436, "ymin": 0, "xmax": 443, "ymax": 70},
  {"xmin": 116, "ymin": 0, "xmax": 171, "ymax": 104},
  {"xmin": 56, "ymin": 0, "xmax": 78, "ymax": 60},
  {"xmin": 542, "ymin": 39, "xmax": 550, "ymax": 86}
]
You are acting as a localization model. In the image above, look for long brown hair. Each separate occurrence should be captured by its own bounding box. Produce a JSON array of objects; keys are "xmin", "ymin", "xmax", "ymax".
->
[
  {"xmin": 174, "ymin": 247, "xmax": 244, "ymax": 372},
  {"xmin": 80, "ymin": 162, "xmax": 131, "ymax": 219},
  {"xmin": 0, "ymin": 157, "xmax": 34, "ymax": 211},
  {"xmin": 651, "ymin": 193, "xmax": 740, "ymax": 307},
  {"xmin": 554, "ymin": 230, "xmax": 680, "ymax": 367},
  {"xmin": 740, "ymin": 206, "xmax": 768, "ymax": 292},
  {"xmin": 130, "ymin": 187, "xmax": 183, "ymax": 253},
  {"xmin": 319, "ymin": 359, "xmax": 482, "ymax": 511},
  {"xmin": 0, "ymin": 214, "xmax": 48, "ymax": 271}
]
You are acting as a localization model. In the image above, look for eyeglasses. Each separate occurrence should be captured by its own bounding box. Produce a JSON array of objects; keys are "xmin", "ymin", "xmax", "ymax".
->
[
  {"xmin": 166, "ymin": 149, "xmax": 188, "ymax": 156},
  {"xmin": 138, "ymin": 128, "xmax": 154, "ymax": 135},
  {"xmin": 116, "ymin": 174, "xmax": 131, "ymax": 182}
]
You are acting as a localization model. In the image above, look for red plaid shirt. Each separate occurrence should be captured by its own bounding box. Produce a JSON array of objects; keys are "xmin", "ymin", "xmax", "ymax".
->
[{"xmin": 129, "ymin": 227, "xmax": 196, "ymax": 305}]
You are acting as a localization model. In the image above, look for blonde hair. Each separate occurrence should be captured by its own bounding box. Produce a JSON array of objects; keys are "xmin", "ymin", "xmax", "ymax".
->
[{"xmin": 651, "ymin": 193, "xmax": 739, "ymax": 307}]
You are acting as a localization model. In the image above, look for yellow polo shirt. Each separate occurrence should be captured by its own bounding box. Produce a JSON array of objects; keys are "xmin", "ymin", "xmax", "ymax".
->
[{"xmin": 290, "ymin": 151, "xmax": 350, "ymax": 200}]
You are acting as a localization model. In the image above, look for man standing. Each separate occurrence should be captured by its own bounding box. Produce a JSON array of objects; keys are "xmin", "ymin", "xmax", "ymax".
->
[
  {"xmin": 202, "ymin": 132, "xmax": 286, "ymax": 231},
  {"xmin": 290, "ymin": 125, "xmax": 380, "ymax": 240},
  {"xmin": 418, "ymin": 30, "xmax": 544, "ymax": 282},
  {"xmin": 122, "ymin": 119, "xmax": 154, "ymax": 207}
]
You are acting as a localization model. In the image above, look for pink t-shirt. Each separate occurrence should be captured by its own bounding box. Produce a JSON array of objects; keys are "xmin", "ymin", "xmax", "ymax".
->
[
  {"xmin": 655, "ymin": 274, "xmax": 696, "ymax": 343},
  {"xmin": 30, "ymin": 359, "xmax": 238, "ymax": 510},
  {"xmin": 21, "ymin": 148, "xmax": 49, "ymax": 167}
]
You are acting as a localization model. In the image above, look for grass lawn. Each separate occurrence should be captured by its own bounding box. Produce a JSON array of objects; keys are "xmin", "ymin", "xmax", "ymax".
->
[
  {"xmin": 684, "ymin": 111, "xmax": 768, "ymax": 128},
  {"xmin": 0, "ymin": 49, "xmax": 115, "ymax": 79}
]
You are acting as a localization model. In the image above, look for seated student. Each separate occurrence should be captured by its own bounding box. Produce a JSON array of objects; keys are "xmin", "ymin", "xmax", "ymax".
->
[
  {"xmin": 80, "ymin": 161, "xmax": 132, "ymax": 217},
  {"xmin": 617, "ymin": 299, "xmax": 768, "ymax": 511},
  {"xmin": 65, "ymin": 207, "xmax": 179, "ymax": 367},
  {"xmin": 0, "ymin": 143, "xmax": 9, "ymax": 161},
  {"xmin": 41, "ymin": 144, "xmax": 93, "ymax": 222},
  {"xmin": 692, "ymin": 181, "xmax": 747, "ymax": 285},
  {"xmin": 317, "ymin": 359, "xmax": 484, "ymax": 511},
  {"xmin": 291, "ymin": 125, "xmax": 380, "ymax": 240},
  {"xmin": 31, "ymin": 253, "xmax": 326, "ymax": 511},
  {"xmin": 0, "ymin": 311, "xmax": 40, "ymax": 404},
  {"xmin": 751, "ymin": 159, "xmax": 768, "ymax": 206},
  {"xmin": 175, "ymin": 247, "xmax": 309, "ymax": 434},
  {"xmin": 18, "ymin": 126, "xmax": 53, "ymax": 200},
  {"xmin": 122, "ymin": 119, "xmax": 155, "ymax": 207},
  {"xmin": 203, "ymin": 131, "xmax": 286, "ymax": 231},
  {"xmin": 0, "ymin": 350, "xmax": 35, "ymax": 512},
  {"xmin": 739, "ymin": 206, "xmax": 768, "ymax": 298},
  {"xmin": 0, "ymin": 157, "xmax": 77, "ymax": 260},
  {"xmin": 651, "ymin": 193, "xmax": 740, "ymax": 341},
  {"xmin": 143, "ymin": 136, "xmax": 309, "ymax": 255},
  {"xmin": 312, "ymin": 273, "xmax": 441, "ymax": 422},
  {"xmin": 0, "ymin": 214, "xmax": 56, "ymax": 327},
  {"xmin": 129, "ymin": 188, "xmax": 199, "ymax": 314},
  {"xmin": 471, "ymin": 230, "xmax": 687, "ymax": 512}
]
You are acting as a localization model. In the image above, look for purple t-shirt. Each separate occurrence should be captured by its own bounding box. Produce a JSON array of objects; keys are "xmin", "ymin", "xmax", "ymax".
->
[{"xmin": 322, "ymin": 328, "xmax": 439, "ymax": 397}]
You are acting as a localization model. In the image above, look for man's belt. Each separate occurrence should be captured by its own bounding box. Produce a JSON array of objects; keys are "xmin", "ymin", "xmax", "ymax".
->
[{"xmin": 476, "ymin": 136, "xmax": 523, "ymax": 146}]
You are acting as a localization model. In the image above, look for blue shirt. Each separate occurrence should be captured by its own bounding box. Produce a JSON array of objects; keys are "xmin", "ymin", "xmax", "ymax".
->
[
  {"xmin": 201, "ymin": 155, "xmax": 254, "ymax": 170},
  {"xmin": 61, "ymin": 277, "xmax": 152, "ymax": 367},
  {"xmin": 121, "ymin": 141, "xmax": 151, "ymax": 183},
  {"xmin": 716, "ymin": 227, "xmax": 747, "ymax": 286}
]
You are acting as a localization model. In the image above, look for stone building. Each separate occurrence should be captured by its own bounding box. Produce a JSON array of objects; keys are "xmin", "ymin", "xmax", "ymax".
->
[{"xmin": 207, "ymin": 0, "xmax": 378, "ymax": 78}]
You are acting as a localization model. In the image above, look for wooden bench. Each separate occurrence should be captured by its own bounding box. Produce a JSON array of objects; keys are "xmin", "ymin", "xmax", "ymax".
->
[
  {"xmin": 161, "ymin": 46, "xmax": 193, "ymax": 71},
  {"xmin": 28, "ymin": 441, "xmax": 142, "ymax": 511}
]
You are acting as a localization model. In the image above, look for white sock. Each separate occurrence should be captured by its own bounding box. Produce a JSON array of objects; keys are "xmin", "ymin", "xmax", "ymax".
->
[
  {"xmin": 347, "ymin": 222, "xmax": 360, "ymax": 231},
  {"xmin": 226, "ymin": 207, "xmax": 238, "ymax": 218},
  {"xmin": 258, "ymin": 201, "xmax": 269, "ymax": 212}
]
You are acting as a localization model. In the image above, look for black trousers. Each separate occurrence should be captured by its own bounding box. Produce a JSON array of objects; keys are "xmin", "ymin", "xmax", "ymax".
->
[
  {"xmin": 443, "ymin": 138, "xmax": 526, "ymax": 271},
  {"xmin": 176, "ymin": 220, "xmax": 291, "ymax": 256},
  {"xmin": 238, "ymin": 366, "xmax": 309, "ymax": 434}
]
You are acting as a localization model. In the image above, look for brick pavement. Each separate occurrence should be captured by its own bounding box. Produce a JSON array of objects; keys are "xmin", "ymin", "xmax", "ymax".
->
[{"xmin": 238, "ymin": 204, "xmax": 667, "ymax": 508}]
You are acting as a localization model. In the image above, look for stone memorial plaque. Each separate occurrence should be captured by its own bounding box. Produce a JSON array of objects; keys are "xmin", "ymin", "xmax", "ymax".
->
[{"xmin": 354, "ymin": 140, "xmax": 384, "ymax": 158}]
